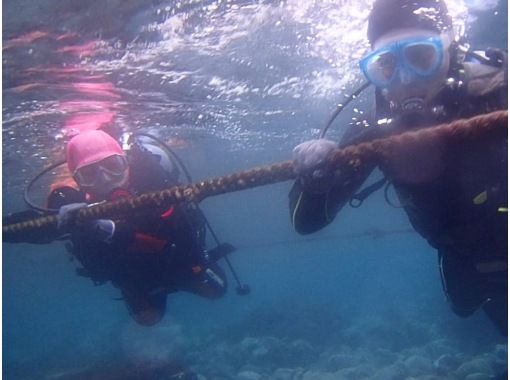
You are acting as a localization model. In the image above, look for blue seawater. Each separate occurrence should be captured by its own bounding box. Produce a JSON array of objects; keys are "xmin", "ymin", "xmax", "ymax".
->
[{"xmin": 3, "ymin": 1, "xmax": 507, "ymax": 379}]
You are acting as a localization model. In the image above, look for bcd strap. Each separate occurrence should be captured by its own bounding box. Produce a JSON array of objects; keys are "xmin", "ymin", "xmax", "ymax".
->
[{"xmin": 349, "ymin": 177, "xmax": 388, "ymax": 208}]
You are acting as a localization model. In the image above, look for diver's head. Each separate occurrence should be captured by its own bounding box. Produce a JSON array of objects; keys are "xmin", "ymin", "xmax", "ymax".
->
[
  {"xmin": 362, "ymin": 0, "xmax": 453, "ymax": 115},
  {"xmin": 67, "ymin": 130, "xmax": 129, "ymax": 198}
]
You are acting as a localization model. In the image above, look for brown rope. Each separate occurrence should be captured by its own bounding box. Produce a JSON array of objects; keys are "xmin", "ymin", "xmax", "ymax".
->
[{"xmin": 3, "ymin": 110, "xmax": 507, "ymax": 238}]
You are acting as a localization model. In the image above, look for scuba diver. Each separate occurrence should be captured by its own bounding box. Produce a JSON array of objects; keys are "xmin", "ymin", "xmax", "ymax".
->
[
  {"xmin": 290, "ymin": 0, "xmax": 507, "ymax": 335},
  {"xmin": 4, "ymin": 129, "xmax": 245, "ymax": 326}
]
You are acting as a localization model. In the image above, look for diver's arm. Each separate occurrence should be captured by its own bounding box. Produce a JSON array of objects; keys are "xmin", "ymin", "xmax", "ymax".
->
[
  {"xmin": 289, "ymin": 181, "xmax": 331, "ymax": 234},
  {"xmin": 289, "ymin": 162, "xmax": 375, "ymax": 234},
  {"xmin": 4, "ymin": 183, "xmax": 87, "ymax": 244},
  {"xmin": 2, "ymin": 186, "xmax": 86, "ymax": 244},
  {"xmin": 51, "ymin": 202, "xmax": 135, "ymax": 250},
  {"xmin": 290, "ymin": 120, "xmax": 381, "ymax": 235}
]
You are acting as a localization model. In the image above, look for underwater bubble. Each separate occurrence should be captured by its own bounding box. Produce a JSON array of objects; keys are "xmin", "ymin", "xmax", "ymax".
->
[
  {"xmin": 121, "ymin": 318, "xmax": 186, "ymax": 367},
  {"xmin": 463, "ymin": 0, "xmax": 499, "ymax": 11}
]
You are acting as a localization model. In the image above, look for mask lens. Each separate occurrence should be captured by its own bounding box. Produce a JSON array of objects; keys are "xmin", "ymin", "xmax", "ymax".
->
[
  {"xmin": 74, "ymin": 155, "xmax": 127, "ymax": 187},
  {"xmin": 100, "ymin": 155, "xmax": 128, "ymax": 175},
  {"xmin": 403, "ymin": 42, "xmax": 439, "ymax": 74},
  {"xmin": 362, "ymin": 50, "xmax": 397, "ymax": 88},
  {"xmin": 75, "ymin": 164, "xmax": 100, "ymax": 187}
]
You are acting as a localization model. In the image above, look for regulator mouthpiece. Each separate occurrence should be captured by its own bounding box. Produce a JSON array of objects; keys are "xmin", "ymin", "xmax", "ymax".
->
[{"xmin": 401, "ymin": 97, "xmax": 425, "ymax": 113}]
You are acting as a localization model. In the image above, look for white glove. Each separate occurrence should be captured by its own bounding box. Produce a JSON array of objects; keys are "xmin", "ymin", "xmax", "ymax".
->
[
  {"xmin": 57, "ymin": 203, "xmax": 88, "ymax": 231},
  {"xmin": 88, "ymin": 219, "xmax": 116, "ymax": 243},
  {"xmin": 57, "ymin": 203, "xmax": 115, "ymax": 243},
  {"xmin": 293, "ymin": 139, "xmax": 337, "ymax": 193}
]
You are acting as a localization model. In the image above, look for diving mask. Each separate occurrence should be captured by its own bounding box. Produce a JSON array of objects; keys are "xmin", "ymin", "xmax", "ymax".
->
[
  {"xmin": 73, "ymin": 154, "xmax": 128, "ymax": 188},
  {"xmin": 360, "ymin": 36, "xmax": 445, "ymax": 89}
]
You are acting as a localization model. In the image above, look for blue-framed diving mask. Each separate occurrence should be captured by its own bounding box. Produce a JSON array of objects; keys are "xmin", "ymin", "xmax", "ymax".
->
[{"xmin": 359, "ymin": 36, "xmax": 444, "ymax": 89}]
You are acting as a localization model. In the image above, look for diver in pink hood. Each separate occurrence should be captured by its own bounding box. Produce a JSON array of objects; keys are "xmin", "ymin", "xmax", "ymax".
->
[{"xmin": 7, "ymin": 129, "xmax": 234, "ymax": 326}]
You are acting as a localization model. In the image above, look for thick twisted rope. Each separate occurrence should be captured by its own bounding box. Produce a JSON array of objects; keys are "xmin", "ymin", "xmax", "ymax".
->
[{"xmin": 3, "ymin": 110, "xmax": 507, "ymax": 238}]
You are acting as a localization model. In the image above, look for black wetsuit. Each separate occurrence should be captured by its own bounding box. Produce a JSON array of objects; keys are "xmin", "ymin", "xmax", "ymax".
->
[
  {"xmin": 289, "ymin": 55, "xmax": 508, "ymax": 334},
  {"xmin": 74, "ymin": 144, "xmax": 229, "ymax": 325}
]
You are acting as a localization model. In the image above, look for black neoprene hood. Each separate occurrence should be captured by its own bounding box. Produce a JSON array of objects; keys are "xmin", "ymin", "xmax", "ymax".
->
[{"xmin": 367, "ymin": 0, "xmax": 453, "ymax": 46}]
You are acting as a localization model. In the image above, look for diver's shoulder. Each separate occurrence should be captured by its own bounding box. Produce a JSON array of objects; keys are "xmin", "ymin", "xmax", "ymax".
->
[{"xmin": 462, "ymin": 49, "xmax": 507, "ymax": 97}]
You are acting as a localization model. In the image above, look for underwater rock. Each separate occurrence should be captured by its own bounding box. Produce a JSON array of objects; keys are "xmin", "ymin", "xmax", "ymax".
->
[
  {"xmin": 404, "ymin": 355, "xmax": 434, "ymax": 377},
  {"xmin": 464, "ymin": 373, "xmax": 492, "ymax": 380},
  {"xmin": 286, "ymin": 339, "xmax": 317, "ymax": 365},
  {"xmin": 369, "ymin": 348, "xmax": 399, "ymax": 367},
  {"xmin": 301, "ymin": 370, "xmax": 342, "ymax": 380},
  {"xmin": 44, "ymin": 362, "xmax": 202, "ymax": 380},
  {"xmin": 341, "ymin": 312, "xmax": 432, "ymax": 352},
  {"xmin": 478, "ymin": 350, "xmax": 508, "ymax": 377},
  {"xmin": 334, "ymin": 364, "xmax": 374, "ymax": 380},
  {"xmin": 340, "ymin": 316, "xmax": 389, "ymax": 349},
  {"xmin": 455, "ymin": 357, "xmax": 494, "ymax": 379},
  {"xmin": 368, "ymin": 362, "xmax": 407, "ymax": 380},
  {"xmin": 240, "ymin": 336, "xmax": 272, "ymax": 365},
  {"xmin": 188, "ymin": 340, "xmax": 239, "ymax": 377},
  {"xmin": 244, "ymin": 337, "xmax": 270, "ymax": 364},
  {"xmin": 270, "ymin": 367, "xmax": 307, "ymax": 380},
  {"xmin": 253, "ymin": 346, "xmax": 270, "ymax": 360},
  {"xmin": 326, "ymin": 353, "xmax": 358, "ymax": 371},
  {"xmin": 491, "ymin": 343, "xmax": 508, "ymax": 373},
  {"xmin": 241, "ymin": 337, "xmax": 260, "ymax": 353},
  {"xmin": 270, "ymin": 367, "xmax": 296, "ymax": 380},
  {"xmin": 237, "ymin": 370, "xmax": 263, "ymax": 380},
  {"xmin": 240, "ymin": 336, "xmax": 317, "ymax": 369},
  {"xmin": 425, "ymin": 339, "xmax": 456, "ymax": 358},
  {"xmin": 433, "ymin": 353, "xmax": 462, "ymax": 375},
  {"xmin": 493, "ymin": 344, "xmax": 507, "ymax": 361},
  {"xmin": 224, "ymin": 302, "xmax": 347, "ymax": 347}
]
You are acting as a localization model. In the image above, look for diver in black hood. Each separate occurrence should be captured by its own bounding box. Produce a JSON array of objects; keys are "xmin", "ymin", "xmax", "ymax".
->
[{"xmin": 290, "ymin": 0, "xmax": 507, "ymax": 335}]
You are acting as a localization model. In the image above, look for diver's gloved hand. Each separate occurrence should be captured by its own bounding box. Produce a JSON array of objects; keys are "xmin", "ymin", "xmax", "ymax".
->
[
  {"xmin": 58, "ymin": 203, "xmax": 116, "ymax": 243},
  {"xmin": 86, "ymin": 219, "xmax": 116, "ymax": 243},
  {"xmin": 57, "ymin": 202, "xmax": 88, "ymax": 232},
  {"xmin": 293, "ymin": 139, "xmax": 337, "ymax": 193}
]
